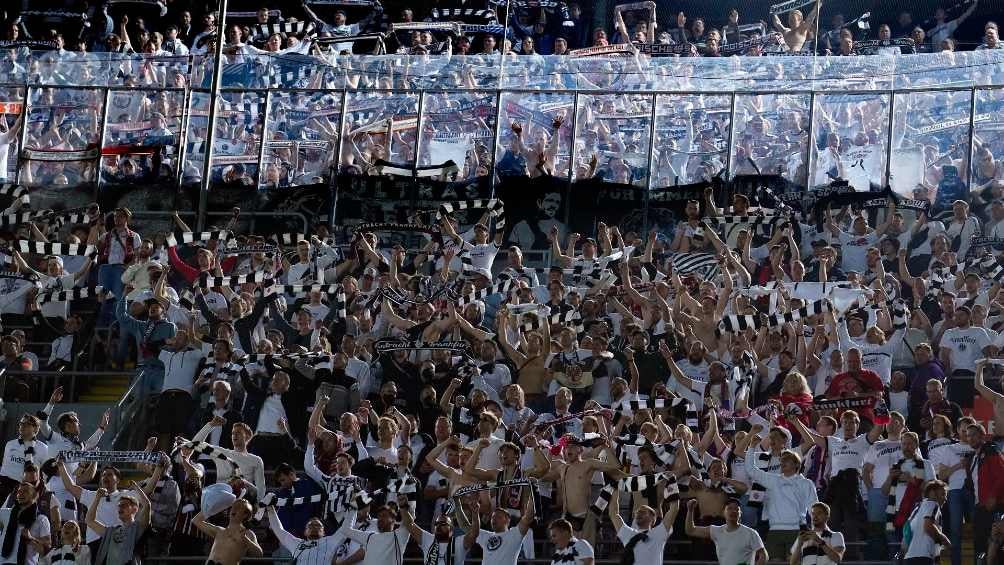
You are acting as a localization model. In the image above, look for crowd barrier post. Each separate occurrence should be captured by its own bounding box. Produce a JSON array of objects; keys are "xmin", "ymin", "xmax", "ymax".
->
[
  {"xmin": 564, "ymin": 90, "xmax": 582, "ymax": 228},
  {"xmin": 414, "ymin": 90, "xmax": 428, "ymax": 170},
  {"xmin": 488, "ymin": 89, "xmax": 504, "ymax": 197},
  {"xmin": 966, "ymin": 85, "xmax": 980, "ymax": 192},
  {"xmin": 197, "ymin": 0, "xmax": 231, "ymax": 232},
  {"xmin": 882, "ymin": 89, "xmax": 897, "ymax": 189},
  {"xmin": 94, "ymin": 87, "xmax": 114, "ymax": 199},
  {"xmin": 254, "ymin": 90, "xmax": 274, "ymax": 186},
  {"xmin": 641, "ymin": 93, "xmax": 659, "ymax": 235},
  {"xmin": 723, "ymin": 92, "xmax": 738, "ymax": 180},
  {"xmin": 175, "ymin": 87, "xmax": 196, "ymax": 193}
]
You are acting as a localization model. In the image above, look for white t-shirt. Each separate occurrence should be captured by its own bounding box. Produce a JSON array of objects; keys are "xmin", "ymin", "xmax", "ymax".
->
[
  {"xmin": 0, "ymin": 510, "xmax": 49, "ymax": 565},
  {"xmin": 475, "ymin": 527, "xmax": 524, "ymax": 565},
  {"xmin": 616, "ymin": 523, "xmax": 671, "ymax": 565},
  {"xmin": 789, "ymin": 529, "xmax": 845, "ymax": 565},
  {"xmin": 462, "ymin": 241, "xmax": 500, "ymax": 272},
  {"xmin": 79, "ymin": 489, "xmax": 125, "ymax": 543},
  {"xmin": 904, "ymin": 499, "xmax": 944, "ymax": 559},
  {"xmin": 0, "ymin": 438, "xmax": 49, "ymax": 481},
  {"xmin": 833, "ymin": 230, "xmax": 879, "ymax": 273},
  {"xmin": 708, "ymin": 523, "xmax": 765, "ymax": 565},
  {"xmin": 863, "ymin": 440, "xmax": 902, "ymax": 489},
  {"xmin": 826, "ymin": 434, "xmax": 872, "ymax": 478},
  {"xmin": 345, "ymin": 526, "xmax": 410, "ymax": 565},
  {"xmin": 38, "ymin": 273, "xmax": 77, "ymax": 319},
  {"xmin": 941, "ymin": 326, "xmax": 992, "ymax": 372},
  {"xmin": 465, "ymin": 437, "xmax": 506, "ymax": 471},
  {"xmin": 927, "ymin": 441, "xmax": 974, "ymax": 490}
]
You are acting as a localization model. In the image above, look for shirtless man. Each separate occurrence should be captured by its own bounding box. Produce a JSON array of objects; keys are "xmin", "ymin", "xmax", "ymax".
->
[
  {"xmin": 425, "ymin": 436, "xmax": 488, "ymax": 501},
  {"xmin": 192, "ymin": 499, "xmax": 264, "ymax": 565},
  {"xmin": 465, "ymin": 440, "xmax": 550, "ymax": 519},
  {"xmin": 976, "ymin": 359, "xmax": 1004, "ymax": 437},
  {"xmin": 770, "ymin": 0, "xmax": 821, "ymax": 53},
  {"xmin": 684, "ymin": 459, "xmax": 744, "ymax": 525},
  {"xmin": 538, "ymin": 433, "xmax": 622, "ymax": 545}
]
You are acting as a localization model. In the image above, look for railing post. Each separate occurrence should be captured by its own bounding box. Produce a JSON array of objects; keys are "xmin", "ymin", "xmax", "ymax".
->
[
  {"xmin": 723, "ymin": 92, "xmax": 737, "ymax": 181},
  {"xmin": 255, "ymin": 90, "xmax": 273, "ymax": 187},
  {"xmin": 94, "ymin": 88, "xmax": 113, "ymax": 200},
  {"xmin": 966, "ymin": 85, "xmax": 980, "ymax": 192},
  {"xmin": 806, "ymin": 91, "xmax": 817, "ymax": 188},
  {"xmin": 195, "ymin": 0, "xmax": 230, "ymax": 232},
  {"xmin": 883, "ymin": 91, "xmax": 897, "ymax": 189},
  {"xmin": 642, "ymin": 93, "xmax": 659, "ymax": 235}
]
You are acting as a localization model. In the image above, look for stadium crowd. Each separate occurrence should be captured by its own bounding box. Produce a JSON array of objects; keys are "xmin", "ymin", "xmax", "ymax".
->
[{"xmin": 2, "ymin": 1, "xmax": 1004, "ymax": 565}]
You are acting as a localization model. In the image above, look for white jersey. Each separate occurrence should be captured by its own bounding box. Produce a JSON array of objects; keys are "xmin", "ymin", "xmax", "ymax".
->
[
  {"xmin": 474, "ymin": 527, "xmax": 524, "ymax": 565},
  {"xmin": 826, "ymin": 434, "xmax": 872, "ymax": 478}
]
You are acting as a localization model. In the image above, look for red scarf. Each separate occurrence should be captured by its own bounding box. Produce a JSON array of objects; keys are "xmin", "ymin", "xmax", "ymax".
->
[{"xmin": 100, "ymin": 227, "xmax": 136, "ymax": 265}]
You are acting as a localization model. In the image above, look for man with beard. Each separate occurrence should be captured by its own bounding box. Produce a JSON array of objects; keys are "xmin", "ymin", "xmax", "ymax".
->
[
  {"xmin": 670, "ymin": 199, "xmax": 713, "ymax": 253},
  {"xmin": 400, "ymin": 495, "xmax": 464, "ymax": 565},
  {"xmin": 609, "ymin": 485, "xmax": 680, "ymax": 565},
  {"xmin": 508, "ymin": 189, "xmax": 566, "ymax": 251},
  {"xmin": 305, "ymin": 420, "xmax": 365, "ymax": 529},
  {"xmin": 790, "ymin": 502, "xmax": 846, "ymax": 565},
  {"xmin": 0, "ymin": 481, "xmax": 50, "ymax": 565},
  {"xmin": 115, "ymin": 290, "xmax": 177, "ymax": 395},
  {"xmin": 345, "ymin": 503, "xmax": 411, "ymax": 565},
  {"xmin": 464, "ymin": 497, "xmax": 536, "ymax": 565},
  {"xmin": 266, "ymin": 505, "xmax": 356, "ymax": 565}
]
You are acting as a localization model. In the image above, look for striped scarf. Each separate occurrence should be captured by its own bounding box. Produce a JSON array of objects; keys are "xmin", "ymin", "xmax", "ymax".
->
[
  {"xmin": 747, "ymin": 451, "xmax": 778, "ymax": 509},
  {"xmin": 886, "ymin": 456, "xmax": 926, "ymax": 532},
  {"xmin": 590, "ymin": 472, "xmax": 680, "ymax": 516}
]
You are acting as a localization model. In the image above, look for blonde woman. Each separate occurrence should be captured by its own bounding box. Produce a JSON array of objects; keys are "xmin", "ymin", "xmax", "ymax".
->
[
  {"xmin": 41, "ymin": 520, "xmax": 91, "ymax": 565},
  {"xmin": 777, "ymin": 371, "xmax": 814, "ymax": 432}
]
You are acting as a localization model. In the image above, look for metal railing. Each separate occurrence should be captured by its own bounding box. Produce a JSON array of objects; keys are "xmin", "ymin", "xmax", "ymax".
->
[{"xmin": 108, "ymin": 368, "xmax": 149, "ymax": 450}]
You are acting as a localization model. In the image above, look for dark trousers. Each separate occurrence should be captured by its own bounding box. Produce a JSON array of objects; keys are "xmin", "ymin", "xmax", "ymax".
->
[
  {"xmin": 248, "ymin": 433, "xmax": 291, "ymax": 469},
  {"xmin": 975, "ymin": 504, "xmax": 998, "ymax": 563},
  {"xmin": 825, "ymin": 470, "xmax": 865, "ymax": 560},
  {"xmin": 903, "ymin": 558, "xmax": 935, "ymax": 565}
]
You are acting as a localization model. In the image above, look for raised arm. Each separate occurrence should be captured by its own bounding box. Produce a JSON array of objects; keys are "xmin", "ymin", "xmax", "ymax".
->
[
  {"xmin": 266, "ymin": 506, "xmax": 302, "ymax": 552},
  {"xmin": 397, "ymin": 495, "xmax": 425, "ymax": 540},
  {"xmin": 685, "ymin": 499, "xmax": 711, "ymax": 539},
  {"xmin": 191, "ymin": 511, "xmax": 223, "ymax": 538},
  {"xmin": 86, "ymin": 487, "xmax": 109, "ymax": 536},
  {"xmin": 608, "ymin": 487, "xmax": 625, "ymax": 531},
  {"xmin": 976, "ymin": 359, "xmax": 1004, "ymax": 405},
  {"xmin": 57, "ymin": 460, "xmax": 84, "ymax": 500}
]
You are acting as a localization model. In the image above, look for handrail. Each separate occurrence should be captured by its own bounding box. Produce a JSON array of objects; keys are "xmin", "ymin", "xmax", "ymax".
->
[{"xmin": 108, "ymin": 369, "xmax": 147, "ymax": 450}]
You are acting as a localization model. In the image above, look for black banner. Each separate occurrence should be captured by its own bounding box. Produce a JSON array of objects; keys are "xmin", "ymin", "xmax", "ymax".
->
[
  {"xmin": 493, "ymin": 176, "xmax": 568, "ymax": 252},
  {"xmin": 335, "ymin": 174, "xmax": 492, "ymax": 241},
  {"xmin": 563, "ymin": 177, "xmax": 709, "ymax": 242}
]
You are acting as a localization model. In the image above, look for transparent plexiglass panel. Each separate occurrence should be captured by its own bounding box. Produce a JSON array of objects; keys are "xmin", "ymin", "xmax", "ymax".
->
[
  {"xmin": 730, "ymin": 93, "xmax": 810, "ymax": 186},
  {"xmin": 651, "ymin": 94, "xmax": 731, "ymax": 188},
  {"xmin": 809, "ymin": 93, "xmax": 891, "ymax": 190},
  {"xmin": 573, "ymin": 93, "xmax": 653, "ymax": 186},
  {"xmin": 260, "ymin": 91, "xmax": 342, "ymax": 187},
  {"xmin": 496, "ymin": 91, "xmax": 574, "ymax": 180}
]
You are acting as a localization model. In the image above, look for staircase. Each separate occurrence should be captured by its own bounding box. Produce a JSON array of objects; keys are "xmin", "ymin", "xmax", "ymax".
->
[{"xmin": 78, "ymin": 373, "xmax": 131, "ymax": 402}]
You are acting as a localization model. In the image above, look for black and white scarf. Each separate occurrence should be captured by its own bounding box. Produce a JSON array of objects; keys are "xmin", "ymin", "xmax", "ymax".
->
[
  {"xmin": 886, "ymin": 456, "xmax": 927, "ymax": 532},
  {"xmin": 550, "ymin": 543, "xmax": 580, "ymax": 564},
  {"xmin": 747, "ymin": 450, "xmax": 777, "ymax": 509},
  {"xmin": 590, "ymin": 472, "xmax": 680, "ymax": 516}
]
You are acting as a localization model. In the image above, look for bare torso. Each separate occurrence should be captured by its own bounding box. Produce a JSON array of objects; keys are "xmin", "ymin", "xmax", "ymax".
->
[
  {"xmin": 206, "ymin": 526, "xmax": 256, "ymax": 565},
  {"xmin": 560, "ymin": 459, "xmax": 597, "ymax": 515}
]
